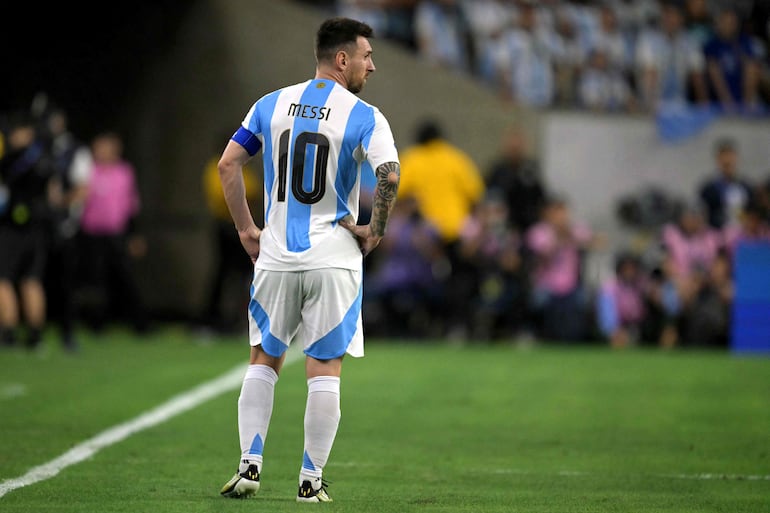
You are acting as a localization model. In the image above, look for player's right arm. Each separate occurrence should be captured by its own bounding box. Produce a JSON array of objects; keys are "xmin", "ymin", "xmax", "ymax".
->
[{"xmin": 218, "ymin": 139, "xmax": 261, "ymax": 262}]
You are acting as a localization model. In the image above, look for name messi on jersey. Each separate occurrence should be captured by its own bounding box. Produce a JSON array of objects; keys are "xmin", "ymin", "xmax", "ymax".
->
[{"xmin": 288, "ymin": 103, "xmax": 331, "ymax": 121}]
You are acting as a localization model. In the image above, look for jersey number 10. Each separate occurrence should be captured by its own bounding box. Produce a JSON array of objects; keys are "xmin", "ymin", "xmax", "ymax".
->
[{"xmin": 277, "ymin": 129, "xmax": 330, "ymax": 205}]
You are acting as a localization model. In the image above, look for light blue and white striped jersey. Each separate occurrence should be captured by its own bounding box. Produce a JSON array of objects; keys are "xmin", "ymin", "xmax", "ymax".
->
[{"xmin": 232, "ymin": 78, "xmax": 399, "ymax": 271}]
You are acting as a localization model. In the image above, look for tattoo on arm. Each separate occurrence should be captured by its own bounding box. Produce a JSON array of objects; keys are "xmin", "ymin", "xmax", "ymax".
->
[{"xmin": 370, "ymin": 161, "xmax": 400, "ymax": 237}]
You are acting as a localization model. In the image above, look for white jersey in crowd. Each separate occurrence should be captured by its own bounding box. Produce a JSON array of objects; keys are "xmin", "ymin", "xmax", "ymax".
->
[{"xmin": 232, "ymin": 78, "xmax": 399, "ymax": 272}]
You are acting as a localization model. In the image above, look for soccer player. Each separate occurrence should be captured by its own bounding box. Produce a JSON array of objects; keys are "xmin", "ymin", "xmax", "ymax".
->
[{"xmin": 217, "ymin": 17, "xmax": 400, "ymax": 503}]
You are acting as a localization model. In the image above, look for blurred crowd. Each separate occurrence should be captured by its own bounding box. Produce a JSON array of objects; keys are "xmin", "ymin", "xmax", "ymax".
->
[
  {"xmin": 309, "ymin": 0, "xmax": 770, "ymax": 114},
  {"xmin": 0, "ymin": 95, "xmax": 148, "ymax": 352},
  {"xmin": 360, "ymin": 118, "xmax": 770, "ymax": 348}
]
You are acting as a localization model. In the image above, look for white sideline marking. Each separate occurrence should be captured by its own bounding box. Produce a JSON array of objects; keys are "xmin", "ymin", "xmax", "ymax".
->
[{"xmin": 0, "ymin": 346, "xmax": 302, "ymax": 499}]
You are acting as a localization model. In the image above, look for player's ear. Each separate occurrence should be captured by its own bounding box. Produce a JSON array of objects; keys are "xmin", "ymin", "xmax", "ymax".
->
[{"xmin": 336, "ymin": 50, "xmax": 347, "ymax": 70}]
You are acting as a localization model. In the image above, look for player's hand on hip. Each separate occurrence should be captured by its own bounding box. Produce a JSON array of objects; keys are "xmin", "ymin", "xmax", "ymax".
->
[
  {"xmin": 238, "ymin": 226, "xmax": 262, "ymax": 263},
  {"xmin": 340, "ymin": 220, "xmax": 382, "ymax": 258}
]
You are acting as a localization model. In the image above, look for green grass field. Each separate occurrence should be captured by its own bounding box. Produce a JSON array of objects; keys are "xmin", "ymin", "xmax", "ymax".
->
[{"xmin": 1, "ymin": 327, "xmax": 768, "ymax": 512}]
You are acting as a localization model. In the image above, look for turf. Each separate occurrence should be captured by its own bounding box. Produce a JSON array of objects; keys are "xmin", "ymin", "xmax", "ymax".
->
[{"xmin": 0, "ymin": 327, "xmax": 768, "ymax": 512}]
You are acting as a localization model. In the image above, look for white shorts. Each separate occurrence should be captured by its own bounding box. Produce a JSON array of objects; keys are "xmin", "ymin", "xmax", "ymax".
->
[{"xmin": 247, "ymin": 268, "xmax": 364, "ymax": 359}]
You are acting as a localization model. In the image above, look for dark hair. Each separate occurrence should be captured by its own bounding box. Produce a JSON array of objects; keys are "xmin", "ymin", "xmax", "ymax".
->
[
  {"xmin": 615, "ymin": 251, "xmax": 641, "ymax": 274},
  {"xmin": 713, "ymin": 136, "xmax": 737, "ymax": 154},
  {"xmin": 315, "ymin": 17, "xmax": 373, "ymax": 63},
  {"xmin": 415, "ymin": 119, "xmax": 443, "ymax": 144}
]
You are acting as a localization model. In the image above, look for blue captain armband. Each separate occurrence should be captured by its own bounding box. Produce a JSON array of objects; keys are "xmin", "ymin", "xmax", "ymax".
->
[{"xmin": 232, "ymin": 126, "xmax": 262, "ymax": 156}]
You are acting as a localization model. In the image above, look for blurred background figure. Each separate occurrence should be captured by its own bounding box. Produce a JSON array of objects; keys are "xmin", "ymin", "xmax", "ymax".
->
[
  {"xmin": 414, "ymin": 0, "xmax": 472, "ymax": 74},
  {"xmin": 362, "ymin": 194, "xmax": 445, "ymax": 338},
  {"xmin": 42, "ymin": 106, "xmax": 93, "ymax": 352},
  {"xmin": 495, "ymin": 1, "xmax": 562, "ymax": 108},
  {"xmin": 723, "ymin": 199, "xmax": 770, "ymax": 259},
  {"xmin": 683, "ymin": 0, "xmax": 713, "ymax": 48},
  {"xmin": 460, "ymin": 0, "xmax": 512, "ymax": 88},
  {"xmin": 698, "ymin": 136, "xmax": 754, "ymax": 231},
  {"xmin": 485, "ymin": 126, "xmax": 546, "ymax": 234},
  {"xmin": 78, "ymin": 131, "xmax": 148, "ymax": 335},
  {"xmin": 335, "ymin": 0, "xmax": 417, "ymax": 50},
  {"xmin": 577, "ymin": 48, "xmax": 636, "ymax": 112},
  {"xmin": 397, "ymin": 118, "xmax": 485, "ymax": 339},
  {"xmin": 595, "ymin": 251, "xmax": 651, "ymax": 348},
  {"xmin": 0, "ymin": 113, "xmax": 54, "ymax": 350},
  {"xmin": 652, "ymin": 203, "xmax": 727, "ymax": 348},
  {"xmin": 703, "ymin": 6, "xmax": 764, "ymax": 114},
  {"xmin": 457, "ymin": 190, "xmax": 526, "ymax": 341},
  {"xmin": 199, "ymin": 132, "xmax": 262, "ymax": 335},
  {"xmin": 578, "ymin": 47, "xmax": 635, "ymax": 112},
  {"xmin": 634, "ymin": 0, "xmax": 708, "ymax": 112},
  {"xmin": 525, "ymin": 195, "xmax": 604, "ymax": 343}
]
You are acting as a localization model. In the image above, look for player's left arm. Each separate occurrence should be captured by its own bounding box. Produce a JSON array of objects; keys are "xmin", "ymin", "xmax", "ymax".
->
[
  {"xmin": 370, "ymin": 161, "xmax": 400, "ymax": 237},
  {"xmin": 344, "ymin": 161, "xmax": 400, "ymax": 257},
  {"xmin": 342, "ymin": 109, "xmax": 400, "ymax": 256}
]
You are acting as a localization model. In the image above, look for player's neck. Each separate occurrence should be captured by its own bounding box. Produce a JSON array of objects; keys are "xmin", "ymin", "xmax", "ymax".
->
[{"xmin": 315, "ymin": 67, "xmax": 347, "ymax": 89}]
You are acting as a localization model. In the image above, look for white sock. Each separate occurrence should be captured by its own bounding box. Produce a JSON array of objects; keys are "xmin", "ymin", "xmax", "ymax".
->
[
  {"xmin": 299, "ymin": 376, "xmax": 341, "ymax": 485},
  {"xmin": 238, "ymin": 364, "xmax": 278, "ymax": 471}
]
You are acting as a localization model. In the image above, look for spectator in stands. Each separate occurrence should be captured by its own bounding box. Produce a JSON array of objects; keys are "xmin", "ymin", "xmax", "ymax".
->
[
  {"xmin": 457, "ymin": 190, "xmax": 526, "ymax": 340},
  {"xmin": 397, "ymin": 118, "xmax": 485, "ymax": 338},
  {"xmin": 79, "ymin": 131, "xmax": 149, "ymax": 334},
  {"xmin": 635, "ymin": 1, "xmax": 708, "ymax": 111},
  {"xmin": 703, "ymin": 6, "xmax": 764, "ymax": 114},
  {"xmin": 683, "ymin": 0, "xmax": 713, "ymax": 48},
  {"xmin": 363, "ymin": 194, "xmax": 445, "ymax": 338},
  {"xmin": 336, "ymin": 0, "xmax": 389, "ymax": 39},
  {"xmin": 698, "ymin": 136, "xmax": 754, "ymax": 230},
  {"xmin": 495, "ymin": 1, "xmax": 562, "ymax": 108},
  {"xmin": 653, "ymin": 203, "xmax": 725, "ymax": 347},
  {"xmin": 460, "ymin": 0, "xmax": 512, "ymax": 87},
  {"xmin": 414, "ymin": 0, "xmax": 471, "ymax": 74},
  {"xmin": 485, "ymin": 125, "xmax": 546, "ymax": 233},
  {"xmin": 608, "ymin": 0, "xmax": 660, "ymax": 42},
  {"xmin": 578, "ymin": 46, "xmax": 635, "ymax": 112},
  {"xmin": 595, "ymin": 251, "xmax": 651, "ymax": 348},
  {"xmin": 525, "ymin": 195, "xmax": 602, "ymax": 342},
  {"xmin": 589, "ymin": 3, "xmax": 635, "ymax": 85},
  {"xmin": 551, "ymin": 8, "xmax": 587, "ymax": 106},
  {"xmin": 0, "ymin": 113, "xmax": 54, "ymax": 350},
  {"xmin": 559, "ymin": 0, "xmax": 601, "ymax": 55}
]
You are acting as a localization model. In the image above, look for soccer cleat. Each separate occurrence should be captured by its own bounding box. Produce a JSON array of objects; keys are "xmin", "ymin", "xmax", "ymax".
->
[
  {"xmin": 220, "ymin": 463, "xmax": 260, "ymax": 498},
  {"xmin": 296, "ymin": 479, "xmax": 333, "ymax": 503}
]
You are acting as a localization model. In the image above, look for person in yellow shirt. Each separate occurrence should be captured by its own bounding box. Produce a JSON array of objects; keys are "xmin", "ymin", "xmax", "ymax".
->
[
  {"xmin": 201, "ymin": 136, "xmax": 262, "ymax": 334},
  {"xmin": 397, "ymin": 119, "xmax": 485, "ymax": 339},
  {"xmin": 398, "ymin": 119, "xmax": 485, "ymax": 244}
]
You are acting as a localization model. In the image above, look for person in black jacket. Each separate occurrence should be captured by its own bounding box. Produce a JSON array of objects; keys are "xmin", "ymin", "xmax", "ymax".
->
[
  {"xmin": 0, "ymin": 113, "xmax": 55, "ymax": 350},
  {"xmin": 698, "ymin": 136, "xmax": 754, "ymax": 230}
]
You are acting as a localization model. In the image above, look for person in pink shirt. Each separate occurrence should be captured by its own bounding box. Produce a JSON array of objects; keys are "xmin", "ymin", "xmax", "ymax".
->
[
  {"xmin": 525, "ymin": 195, "xmax": 603, "ymax": 342},
  {"xmin": 596, "ymin": 252, "xmax": 651, "ymax": 348},
  {"xmin": 653, "ymin": 203, "xmax": 729, "ymax": 347},
  {"xmin": 79, "ymin": 131, "xmax": 148, "ymax": 333}
]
